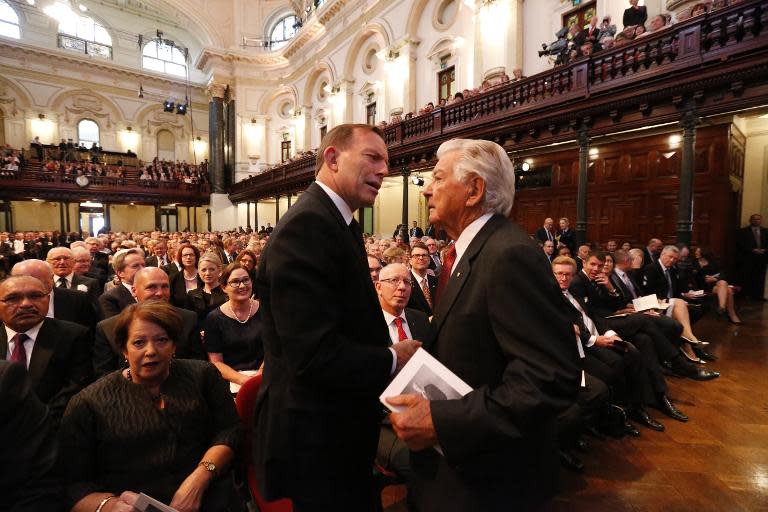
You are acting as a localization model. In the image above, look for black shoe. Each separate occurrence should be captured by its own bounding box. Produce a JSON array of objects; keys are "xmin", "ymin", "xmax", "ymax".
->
[
  {"xmin": 559, "ymin": 450, "xmax": 584, "ymax": 472},
  {"xmin": 670, "ymin": 358, "xmax": 721, "ymax": 381},
  {"xmin": 600, "ymin": 404, "xmax": 629, "ymax": 438},
  {"xmin": 584, "ymin": 425, "xmax": 606, "ymax": 440},
  {"xmin": 692, "ymin": 345, "xmax": 718, "ymax": 362},
  {"xmin": 575, "ymin": 438, "xmax": 590, "ymax": 452},
  {"xmin": 656, "ymin": 395, "xmax": 689, "ymax": 422},
  {"xmin": 629, "ymin": 408, "xmax": 665, "ymax": 432},
  {"xmin": 623, "ymin": 422, "xmax": 640, "ymax": 437}
]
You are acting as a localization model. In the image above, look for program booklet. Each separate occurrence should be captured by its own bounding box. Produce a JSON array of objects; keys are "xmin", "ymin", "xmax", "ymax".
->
[
  {"xmin": 134, "ymin": 493, "xmax": 178, "ymax": 512},
  {"xmin": 380, "ymin": 348, "xmax": 473, "ymax": 411},
  {"xmin": 632, "ymin": 294, "xmax": 669, "ymax": 312}
]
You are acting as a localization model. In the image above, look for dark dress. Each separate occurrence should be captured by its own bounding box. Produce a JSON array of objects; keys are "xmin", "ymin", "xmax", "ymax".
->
[
  {"xmin": 185, "ymin": 286, "xmax": 228, "ymax": 327},
  {"xmin": 59, "ymin": 360, "xmax": 241, "ymax": 509},
  {"xmin": 169, "ymin": 270, "xmax": 204, "ymax": 308},
  {"xmin": 203, "ymin": 306, "xmax": 263, "ymax": 371}
]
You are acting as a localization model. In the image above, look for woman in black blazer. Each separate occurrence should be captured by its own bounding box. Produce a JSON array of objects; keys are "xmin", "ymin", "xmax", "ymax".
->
[
  {"xmin": 185, "ymin": 252, "xmax": 227, "ymax": 327},
  {"xmin": 169, "ymin": 244, "xmax": 203, "ymax": 307}
]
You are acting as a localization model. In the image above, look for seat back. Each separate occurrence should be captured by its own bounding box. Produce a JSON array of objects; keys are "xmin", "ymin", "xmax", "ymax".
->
[{"xmin": 235, "ymin": 374, "xmax": 293, "ymax": 512}]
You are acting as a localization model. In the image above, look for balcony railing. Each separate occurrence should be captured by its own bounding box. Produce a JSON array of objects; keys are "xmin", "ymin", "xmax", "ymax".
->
[{"xmin": 230, "ymin": 0, "xmax": 768, "ymax": 200}]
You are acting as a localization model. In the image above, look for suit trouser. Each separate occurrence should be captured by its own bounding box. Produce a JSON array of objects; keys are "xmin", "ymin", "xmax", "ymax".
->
[
  {"xmin": 584, "ymin": 345, "xmax": 652, "ymax": 406},
  {"xmin": 557, "ymin": 372, "xmax": 608, "ymax": 447}
]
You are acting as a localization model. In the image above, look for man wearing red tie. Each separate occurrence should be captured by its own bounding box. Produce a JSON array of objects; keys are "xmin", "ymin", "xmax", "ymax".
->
[{"xmin": 407, "ymin": 242, "xmax": 438, "ymax": 315}]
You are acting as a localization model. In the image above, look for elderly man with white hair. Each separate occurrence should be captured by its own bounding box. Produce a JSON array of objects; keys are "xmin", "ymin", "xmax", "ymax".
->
[{"xmin": 386, "ymin": 139, "xmax": 582, "ymax": 510}]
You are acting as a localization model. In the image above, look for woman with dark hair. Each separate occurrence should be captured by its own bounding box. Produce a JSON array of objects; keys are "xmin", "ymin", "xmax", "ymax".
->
[
  {"xmin": 185, "ymin": 252, "xmax": 227, "ymax": 328},
  {"xmin": 235, "ymin": 249, "xmax": 258, "ymax": 288},
  {"xmin": 169, "ymin": 244, "xmax": 203, "ymax": 307},
  {"xmin": 695, "ymin": 247, "xmax": 742, "ymax": 324},
  {"xmin": 59, "ymin": 301, "xmax": 242, "ymax": 512},
  {"xmin": 204, "ymin": 263, "xmax": 264, "ymax": 386}
]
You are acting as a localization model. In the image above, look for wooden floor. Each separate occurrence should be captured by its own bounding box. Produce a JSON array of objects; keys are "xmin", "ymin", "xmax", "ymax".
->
[{"xmin": 384, "ymin": 299, "xmax": 768, "ymax": 512}]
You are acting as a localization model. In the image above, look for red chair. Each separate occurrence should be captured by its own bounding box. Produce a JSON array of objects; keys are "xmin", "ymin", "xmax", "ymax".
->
[{"xmin": 235, "ymin": 374, "xmax": 293, "ymax": 512}]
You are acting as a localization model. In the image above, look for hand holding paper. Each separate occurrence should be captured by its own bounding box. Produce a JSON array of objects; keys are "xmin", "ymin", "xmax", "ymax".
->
[
  {"xmin": 392, "ymin": 339, "xmax": 422, "ymax": 372},
  {"xmin": 388, "ymin": 394, "xmax": 438, "ymax": 451}
]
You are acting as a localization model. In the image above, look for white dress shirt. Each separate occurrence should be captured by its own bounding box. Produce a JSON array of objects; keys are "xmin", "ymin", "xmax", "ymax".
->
[
  {"xmin": 562, "ymin": 290, "xmax": 616, "ymax": 347},
  {"xmin": 382, "ymin": 310, "xmax": 412, "ymax": 345},
  {"xmin": 453, "ymin": 213, "xmax": 494, "ymax": 269},
  {"xmin": 4, "ymin": 321, "xmax": 44, "ymax": 368}
]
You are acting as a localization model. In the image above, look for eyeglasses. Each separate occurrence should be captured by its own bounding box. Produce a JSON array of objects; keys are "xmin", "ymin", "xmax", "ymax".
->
[
  {"xmin": 0, "ymin": 292, "xmax": 49, "ymax": 305},
  {"xmin": 411, "ymin": 253, "xmax": 429, "ymax": 259},
  {"xmin": 379, "ymin": 278, "xmax": 413, "ymax": 288},
  {"xmin": 48, "ymin": 256, "xmax": 72, "ymax": 261},
  {"xmin": 553, "ymin": 271, "xmax": 573, "ymax": 278},
  {"xmin": 227, "ymin": 278, "xmax": 251, "ymax": 287}
]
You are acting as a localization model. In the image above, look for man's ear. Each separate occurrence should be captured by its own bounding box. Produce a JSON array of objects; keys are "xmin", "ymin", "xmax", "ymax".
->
[
  {"xmin": 465, "ymin": 175, "xmax": 486, "ymax": 208},
  {"xmin": 323, "ymin": 146, "xmax": 340, "ymax": 171}
]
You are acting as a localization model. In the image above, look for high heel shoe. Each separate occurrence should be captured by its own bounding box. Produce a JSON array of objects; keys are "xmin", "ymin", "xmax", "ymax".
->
[
  {"xmin": 681, "ymin": 335, "xmax": 709, "ymax": 346},
  {"xmin": 692, "ymin": 344, "xmax": 718, "ymax": 362},
  {"xmin": 729, "ymin": 316, "xmax": 743, "ymax": 325},
  {"xmin": 680, "ymin": 346, "xmax": 706, "ymax": 364}
]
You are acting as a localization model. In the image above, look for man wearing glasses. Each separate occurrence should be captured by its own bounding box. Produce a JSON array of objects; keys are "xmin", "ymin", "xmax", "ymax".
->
[
  {"xmin": 0, "ymin": 275, "xmax": 91, "ymax": 426},
  {"xmin": 407, "ymin": 241, "xmax": 437, "ymax": 316}
]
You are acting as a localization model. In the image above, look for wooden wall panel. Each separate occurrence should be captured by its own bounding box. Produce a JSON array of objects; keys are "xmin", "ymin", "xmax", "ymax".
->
[{"xmin": 511, "ymin": 124, "xmax": 738, "ymax": 260}]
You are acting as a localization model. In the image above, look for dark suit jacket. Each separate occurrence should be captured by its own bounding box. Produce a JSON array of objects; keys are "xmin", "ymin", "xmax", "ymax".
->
[
  {"xmin": 184, "ymin": 286, "xmax": 227, "ymax": 326},
  {"xmin": 641, "ymin": 247, "xmax": 658, "ymax": 268},
  {"xmin": 98, "ymin": 284, "xmax": 136, "ymax": 318},
  {"xmin": 569, "ymin": 270, "xmax": 624, "ymax": 318},
  {"xmin": 145, "ymin": 255, "xmax": 170, "ymax": 268},
  {"xmin": 411, "ymin": 215, "xmax": 581, "ymax": 511},
  {"xmin": 0, "ymin": 362, "xmax": 60, "ymax": 510},
  {"xmin": 0, "ymin": 318, "xmax": 92, "ymax": 425},
  {"xmin": 736, "ymin": 225, "xmax": 768, "ymax": 258},
  {"xmin": 535, "ymin": 226, "xmax": 556, "ymax": 243},
  {"xmin": 53, "ymin": 287, "xmax": 98, "ymax": 332},
  {"xmin": 161, "ymin": 261, "xmax": 181, "ymax": 277},
  {"xmin": 407, "ymin": 272, "xmax": 437, "ymax": 316},
  {"xmin": 169, "ymin": 271, "xmax": 204, "ymax": 308},
  {"xmin": 69, "ymin": 273, "xmax": 101, "ymax": 303},
  {"xmin": 92, "ymin": 305, "xmax": 205, "ymax": 378},
  {"xmin": 410, "ymin": 227, "xmax": 424, "ymax": 239},
  {"xmin": 641, "ymin": 261, "xmax": 678, "ymax": 300},
  {"xmin": 253, "ymin": 182, "xmax": 393, "ymax": 505},
  {"xmin": 404, "ymin": 307, "xmax": 430, "ymax": 342},
  {"xmin": 558, "ymin": 229, "xmax": 575, "ymax": 254}
]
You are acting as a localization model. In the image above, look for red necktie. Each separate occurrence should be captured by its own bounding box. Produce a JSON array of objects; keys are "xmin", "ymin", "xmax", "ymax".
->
[
  {"xmin": 10, "ymin": 333, "xmax": 28, "ymax": 368},
  {"xmin": 394, "ymin": 317, "xmax": 408, "ymax": 342},
  {"xmin": 435, "ymin": 245, "xmax": 457, "ymax": 305}
]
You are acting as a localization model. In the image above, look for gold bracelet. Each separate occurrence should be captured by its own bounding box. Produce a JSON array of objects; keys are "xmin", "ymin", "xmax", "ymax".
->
[{"xmin": 95, "ymin": 495, "xmax": 117, "ymax": 512}]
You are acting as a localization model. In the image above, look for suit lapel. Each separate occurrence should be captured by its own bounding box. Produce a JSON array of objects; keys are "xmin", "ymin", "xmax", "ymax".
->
[
  {"xmin": 431, "ymin": 215, "xmax": 504, "ymax": 337},
  {"xmin": 27, "ymin": 319, "xmax": 56, "ymax": 386},
  {"xmin": 0, "ymin": 329, "xmax": 7, "ymax": 359}
]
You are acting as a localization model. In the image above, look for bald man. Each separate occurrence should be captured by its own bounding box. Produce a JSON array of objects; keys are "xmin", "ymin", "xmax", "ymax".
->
[
  {"xmin": 11, "ymin": 259, "xmax": 97, "ymax": 332},
  {"xmin": 92, "ymin": 267, "xmax": 205, "ymax": 378},
  {"xmin": 46, "ymin": 246, "xmax": 100, "ymax": 303}
]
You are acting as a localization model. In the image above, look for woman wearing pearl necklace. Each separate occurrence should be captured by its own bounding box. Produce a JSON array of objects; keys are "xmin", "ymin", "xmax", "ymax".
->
[{"xmin": 204, "ymin": 262, "xmax": 264, "ymax": 386}]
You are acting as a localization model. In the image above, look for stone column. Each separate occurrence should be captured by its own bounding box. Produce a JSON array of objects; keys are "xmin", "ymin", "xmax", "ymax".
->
[
  {"xmin": 401, "ymin": 169, "xmax": 410, "ymax": 228},
  {"xmin": 303, "ymin": 106, "xmax": 313, "ymax": 152},
  {"xmin": 59, "ymin": 201, "xmax": 66, "ymax": 233},
  {"xmin": 275, "ymin": 195, "xmax": 280, "ymax": 223},
  {"xmin": 103, "ymin": 203, "xmax": 111, "ymax": 230},
  {"xmin": 676, "ymin": 106, "xmax": 699, "ymax": 245},
  {"xmin": 154, "ymin": 205, "xmax": 161, "ymax": 230},
  {"xmin": 246, "ymin": 202, "xmax": 251, "ymax": 229},
  {"xmin": 575, "ymin": 127, "xmax": 591, "ymax": 246},
  {"xmin": 193, "ymin": 206, "xmax": 198, "ymax": 232},
  {"xmin": 254, "ymin": 200, "xmax": 259, "ymax": 230},
  {"xmin": 342, "ymin": 79, "xmax": 355, "ymax": 124},
  {"xmin": 186, "ymin": 206, "xmax": 191, "ymax": 231},
  {"xmin": 207, "ymin": 80, "xmax": 228, "ymax": 194}
]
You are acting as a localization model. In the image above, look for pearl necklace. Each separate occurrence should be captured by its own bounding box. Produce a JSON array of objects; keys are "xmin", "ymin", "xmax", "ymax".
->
[
  {"xmin": 229, "ymin": 300, "xmax": 253, "ymax": 324},
  {"xmin": 183, "ymin": 270, "xmax": 198, "ymax": 281}
]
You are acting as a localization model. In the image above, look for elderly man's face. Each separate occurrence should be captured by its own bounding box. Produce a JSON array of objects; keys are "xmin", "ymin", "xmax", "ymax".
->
[
  {"xmin": 86, "ymin": 239, "xmax": 100, "ymax": 254},
  {"xmin": 543, "ymin": 241, "xmax": 555, "ymax": 255},
  {"xmin": 553, "ymin": 263, "xmax": 575, "ymax": 291},
  {"xmin": 72, "ymin": 251, "xmax": 91, "ymax": 274},
  {"xmin": 118, "ymin": 254, "xmax": 146, "ymax": 285},
  {"xmin": 376, "ymin": 265, "xmax": 412, "ymax": 314},
  {"xmin": 47, "ymin": 248, "xmax": 74, "ymax": 277},
  {"xmin": 751, "ymin": 215, "xmax": 762, "ymax": 227},
  {"xmin": 424, "ymin": 151, "xmax": 469, "ymax": 231},
  {"xmin": 133, "ymin": 269, "xmax": 171, "ymax": 302},
  {"xmin": 660, "ymin": 251, "xmax": 678, "ymax": 268},
  {"xmin": 0, "ymin": 277, "xmax": 49, "ymax": 332},
  {"xmin": 544, "ymin": 218, "xmax": 554, "ymax": 230}
]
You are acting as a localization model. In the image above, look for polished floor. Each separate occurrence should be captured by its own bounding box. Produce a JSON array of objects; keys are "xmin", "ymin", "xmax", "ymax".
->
[{"xmin": 383, "ymin": 299, "xmax": 768, "ymax": 512}]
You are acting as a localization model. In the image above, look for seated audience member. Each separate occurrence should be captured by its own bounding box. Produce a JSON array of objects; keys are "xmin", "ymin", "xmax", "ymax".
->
[
  {"xmin": 557, "ymin": 217, "xmax": 576, "ymax": 254},
  {"xmin": 145, "ymin": 240, "xmax": 170, "ymax": 268},
  {"xmin": 599, "ymin": 15, "xmax": 617, "ymax": 44},
  {"xmin": 0, "ymin": 276, "xmax": 92, "ymax": 426},
  {"xmin": 543, "ymin": 240, "xmax": 556, "ymax": 262},
  {"xmin": 93, "ymin": 267, "xmax": 204, "ymax": 378},
  {"xmin": 98, "ymin": 249, "xmax": 144, "ymax": 318},
  {"xmin": 641, "ymin": 245, "xmax": 715, "ymax": 362},
  {"xmin": 694, "ymin": 247, "xmax": 741, "ymax": 324},
  {"xmin": 235, "ymin": 249, "xmax": 259, "ymax": 287},
  {"xmin": 407, "ymin": 242, "xmax": 436, "ymax": 309},
  {"xmin": 553, "ymin": 256, "xmax": 675, "ymax": 432},
  {"xmin": 382, "ymin": 246, "xmax": 408, "ymax": 265},
  {"xmin": 169, "ymin": 244, "xmax": 203, "ymax": 307},
  {"xmin": 59, "ymin": 301, "xmax": 242, "ymax": 512},
  {"xmin": 690, "ymin": 2, "xmax": 708, "ymax": 17},
  {"xmin": 0, "ymin": 361, "xmax": 61, "ymax": 511},
  {"xmin": 621, "ymin": 242, "xmax": 632, "ymax": 251},
  {"xmin": 648, "ymin": 14, "xmax": 669, "ymax": 33},
  {"xmin": 628, "ymin": 247, "xmax": 645, "ymax": 276},
  {"xmin": 46, "ymin": 246, "xmax": 100, "ymax": 302},
  {"xmin": 576, "ymin": 244, "xmax": 591, "ymax": 271},
  {"xmin": 367, "ymin": 254, "xmax": 383, "ymax": 283},
  {"xmin": 204, "ymin": 263, "xmax": 263, "ymax": 386},
  {"xmin": 558, "ymin": 246, "xmax": 572, "ymax": 258},
  {"xmin": 185, "ymin": 252, "xmax": 228, "ymax": 328},
  {"xmin": 375, "ymin": 263, "xmax": 430, "ymax": 483},
  {"xmin": 634, "ymin": 24, "xmax": 648, "ymax": 37},
  {"xmin": 605, "ymin": 240, "xmax": 618, "ymax": 253}
]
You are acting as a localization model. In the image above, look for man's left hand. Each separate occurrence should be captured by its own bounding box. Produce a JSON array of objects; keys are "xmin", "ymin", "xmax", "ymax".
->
[{"xmin": 387, "ymin": 394, "xmax": 438, "ymax": 451}]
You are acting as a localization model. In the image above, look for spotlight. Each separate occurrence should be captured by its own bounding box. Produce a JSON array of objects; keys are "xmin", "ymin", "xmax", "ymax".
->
[
  {"xmin": 163, "ymin": 100, "xmax": 175, "ymax": 112},
  {"xmin": 410, "ymin": 176, "xmax": 425, "ymax": 186},
  {"xmin": 521, "ymin": 162, "xmax": 530, "ymax": 172},
  {"xmin": 176, "ymin": 103, "xmax": 187, "ymax": 115}
]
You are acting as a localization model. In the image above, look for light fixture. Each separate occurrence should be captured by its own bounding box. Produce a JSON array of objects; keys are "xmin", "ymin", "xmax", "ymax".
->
[
  {"xmin": 669, "ymin": 134, "xmax": 682, "ymax": 145},
  {"xmin": 126, "ymin": 126, "xmax": 132, "ymax": 132},
  {"xmin": 521, "ymin": 162, "xmax": 530, "ymax": 172},
  {"xmin": 78, "ymin": 3, "xmax": 87, "ymax": 12},
  {"xmin": 138, "ymin": 85, "xmax": 144, "ymax": 99},
  {"xmin": 31, "ymin": 198, "xmax": 40, "ymax": 202},
  {"xmin": 251, "ymin": 118, "xmax": 257, "ymax": 124},
  {"xmin": 196, "ymin": 136, "xmax": 201, "ymax": 141},
  {"xmin": 163, "ymin": 100, "xmax": 175, "ymax": 112},
  {"xmin": 38, "ymin": 113, "xmax": 45, "ymax": 120},
  {"xmin": 176, "ymin": 102, "xmax": 187, "ymax": 115},
  {"xmin": 411, "ymin": 176, "xmax": 425, "ymax": 186}
]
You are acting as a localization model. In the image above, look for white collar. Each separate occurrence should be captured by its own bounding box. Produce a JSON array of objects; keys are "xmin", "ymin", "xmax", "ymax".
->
[
  {"xmin": 382, "ymin": 309, "xmax": 406, "ymax": 326},
  {"xmin": 5, "ymin": 320, "xmax": 44, "ymax": 343},
  {"xmin": 658, "ymin": 259, "xmax": 669, "ymax": 272},
  {"xmin": 454, "ymin": 213, "xmax": 494, "ymax": 267},
  {"xmin": 123, "ymin": 281, "xmax": 135, "ymax": 295},
  {"xmin": 411, "ymin": 269, "xmax": 427, "ymax": 284},
  {"xmin": 316, "ymin": 180, "xmax": 354, "ymax": 225}
]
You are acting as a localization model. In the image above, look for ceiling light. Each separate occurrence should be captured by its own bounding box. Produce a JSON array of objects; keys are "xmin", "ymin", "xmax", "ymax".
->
[
  {"xmin": 78, "ymin": 4, "xmax": 87, "ymax": 12},
  {"xmin": 163, "ymin": 100, "xmax": 175, "ymax": 112},
  {"xmin": 521, "ymin": 162, "xmax": 530, "ymax": 172},
  {"xmin": 26, "ymin": 0, "xmax": 35, "ymax": 5}
]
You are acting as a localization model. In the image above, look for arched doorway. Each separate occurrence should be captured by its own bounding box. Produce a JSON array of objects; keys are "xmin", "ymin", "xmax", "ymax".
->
[{"xmin": 157, "ymin": 129, "xmax": 175, "ymax": 162}]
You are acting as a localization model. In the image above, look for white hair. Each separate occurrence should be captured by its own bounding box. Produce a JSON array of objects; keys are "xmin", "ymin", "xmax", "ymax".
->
[
  {"xmin": 436, "ymin": 139, "xmax": 516, "ymax": 216},
  {"xmin": 661, "ymin": 245, "xmax": 680, "ymax": 255}
]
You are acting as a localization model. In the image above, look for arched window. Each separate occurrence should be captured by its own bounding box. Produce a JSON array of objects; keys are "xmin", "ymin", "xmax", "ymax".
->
[
  {"xmin": 142, "ymin": 39, "xmax": 187, "ymax": 78},
  {"xmin": 58, "ymin": 13, "xmax": 112, "ymax": 58},
  {"xmin": 78, "ymin": 119, "xmax": 100, "ymax": 147},
  {"xmin": 269, "ymin": 15, "xmax": 298, "ymax": 50},
  {"xmin": 0, "ymin": 0, "xmax": 20, "ymax": 39}
]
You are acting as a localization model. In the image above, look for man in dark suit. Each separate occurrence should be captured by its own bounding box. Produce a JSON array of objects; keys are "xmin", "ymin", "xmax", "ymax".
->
[
  {"xmin": 253, "ymin": 124, "xmax": 421, "ymax": 511},
  {"xmin": 425, "ymin": 238, "xmax": 442, "ymax": 276},
  {"xmin": 0, "ymin": 276, "xmax": 92, "ymax": 426},
  {"xmin": 85, "ymin": 236, "xmax": 110, "ymax": 288},
  {"xmin": 407, "ymin": 241, "xmax": 437, "ymax": 316},
  {"xmin": 642, "ymin": 238, "xmax": 663, "ymax": 267},
  {"xmin": 736, "ymin": 213, "xmax": 767, "ymax": 299},
  {"xmin": 71, "ymin": 246, "xmax": 104, "ymax": 292},
  {"xmin": 145, "ymin": 239, "xmax": 171, "ymax": 268},
  {"xmin": 535, "ymin": 217, "xmax": 556, "ymax": 244},
  {"xmin": 92, "ymin": 267, "xmax": 204, "ymax": 378},
  {"xmin": 98, "ymin": 248, "xmax": 144, "ymax": 318},
  {"xmin": 387, "ymin": 139, "xmax": 581, "ymax": 510},
  {"xmin": 543, "ymin": 239, "xmax": 555, "ymax": 263},
  {"xmin": 410, "ymin": 221, "xmax": 424, "ymax": 239},
  {"xmin": 0, "ymin": 361, "xmax": 61, "ymax": 510},
  {"xmin": 46, "ymin": 246, "xmax": 100, "ymax": 303},
  {"xmin": 557, "ymin": 217, "xmax": 575, "ymax": 254},
  {"xmin": 374, "ymin": 263, "xmax": 431, "ymax": 484}
]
